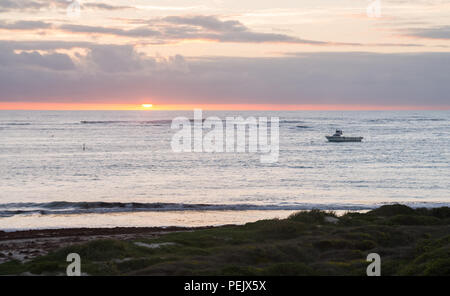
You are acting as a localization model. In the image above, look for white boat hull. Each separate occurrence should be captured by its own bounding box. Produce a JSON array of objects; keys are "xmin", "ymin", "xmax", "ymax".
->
[{"xmin": 326, "ymin": 136, "xmax": 363, "ymax": 142}]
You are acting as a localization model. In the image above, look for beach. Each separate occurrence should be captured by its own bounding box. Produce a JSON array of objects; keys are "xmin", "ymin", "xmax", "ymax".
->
[{"xmin": 1, "ymin": 204, "xmax": 449, "ymax": 276}]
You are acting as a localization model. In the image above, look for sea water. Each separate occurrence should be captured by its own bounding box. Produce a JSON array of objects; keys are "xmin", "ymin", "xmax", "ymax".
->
[{"xmin": 0, "ymin": 110, "xmax": 448, "ymax": 229}]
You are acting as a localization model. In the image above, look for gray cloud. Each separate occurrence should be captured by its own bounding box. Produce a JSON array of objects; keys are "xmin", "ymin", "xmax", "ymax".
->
[
  {"xmin": 0, "ymin": 40, "xmax": 94, "ymax": 50},
  {"xmin": 59, "ymin": 24, "xmax": 161, "ymax": 38},
  {"xmin": 0, "ymin": 0, "xmax": 46, "ymax": 12},
  {"xmin": 0, "ymin": 43, "xmax": 75, "ymax": 70},
  {"xmin": 0, "ymin": 14, "xmax": 329, "ymax": 45},
  {"xmin": 0, "ymin": 0, "xmax": 132, "ymax": 12},
  {"xmin": 82, "ymin": 3, "xmax": 132, "ymax": 11},
  {"xmin": 406, "ymin": 26, "xmax": 450, "ymax": 40},
  {"xmin": 163, "ymin": 15, "xmax": 247, "ymax": 32},
  {"xmin": 0, "ymin": 44, "xmax": 448, "ymax": 107},
  {"xmin": 86, "ymin": 44, "xmax": 155, "ymax": 72},
  {"xmin": 0, "ymin": 14, "xmax": 424, "ymax": 47},
  {"xmin": 160, "ymin": 15, "xmax": 326, "ymax": 44},
  {"xmin": 0, "ymin": 20, "xmax": 52, "ymax": 30},
  {"xmin": 54, "ymin": 15, "xmax": 327, "ymax": 45}
]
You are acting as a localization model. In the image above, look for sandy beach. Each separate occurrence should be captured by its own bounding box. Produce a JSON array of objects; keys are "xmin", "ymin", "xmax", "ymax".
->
[{"xmin": 0, "ymin": 205, "xmax": 449, "ymax": 276}]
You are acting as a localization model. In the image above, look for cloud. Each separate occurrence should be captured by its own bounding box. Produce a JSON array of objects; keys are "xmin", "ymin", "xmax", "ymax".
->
[
  {"xmin": 53, "ymin": 15, "xmax": 328, "ymax": 45},
  {"xmin": 0, "ymin": 14, "xmax": 328, "ymax": 45},
  {"xmin": 82, "ymin": 3, "xmax": 132, "ymax": 11},
  {"xmin": 0, "ymin": 40, "xmax": 94, "ymax": 50},
  {"xmin": 162, "ymin": 15, "xmax": 248, "ymax": 32},
  {"xmin": 59, "ymin": 24, "xmax": 161, "ymax": 38},
  {"xmin": 0, "ymin": 20, "xmax": 52, "ymax": 30},
  {"xmin": 0, "ymin": 44, "xmax": 449, "ymax": 107},
  {"xmin": 86, "ymin": 44, "xmax": 155, "ymax": 72},
  {"xmin": 0, "ymin": 15, "xmax": 317, "ymax": 44},
  {"xmin": 0, "ymin": 0, "xmax": 46, "ymax": 12},
  {"xmin": 159, "ymin": 15, "xmax": 327, "ymax": 44},
  {"xmin": 405, "ymin": 26, "xmax": 450, "ymax": 40},
  {"xmin": 0, "ymin": 14, "xmax": 424, "ymax": 47},
  {"xmin": 0, "ymin": 43, "xmax": 75, "ymax": 70},
  {"xmin": 0, "ymin": 0, "xmax": 132, "ymax": 12}
]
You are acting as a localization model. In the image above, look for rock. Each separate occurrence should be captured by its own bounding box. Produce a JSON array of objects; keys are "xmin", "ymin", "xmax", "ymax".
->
[
  {"xmin": 324, "ymin": 216, "xmax": 339, "ymax": 224},
  {"xmin": 134, "ymin": 242, "xmax": 176, "ymax": 249}
]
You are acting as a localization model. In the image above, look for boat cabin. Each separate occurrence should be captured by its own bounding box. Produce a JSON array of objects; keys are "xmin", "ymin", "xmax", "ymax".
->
[{"xmin": 333, "ymin": 129, "xmax": 343, "ymax": 137}]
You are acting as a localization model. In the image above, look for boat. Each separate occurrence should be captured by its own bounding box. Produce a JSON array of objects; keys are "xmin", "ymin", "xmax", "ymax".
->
[{"xmin": 326, "ymin": 129, "xmax": 363, "ymax": 142}]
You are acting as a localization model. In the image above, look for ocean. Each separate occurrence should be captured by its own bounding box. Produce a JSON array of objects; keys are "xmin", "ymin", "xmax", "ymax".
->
[{"xmin": 0, "ymin": 110, "xmax": 449, "ymax": 230}]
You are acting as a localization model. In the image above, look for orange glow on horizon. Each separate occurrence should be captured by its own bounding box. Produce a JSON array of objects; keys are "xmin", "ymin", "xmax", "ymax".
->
[{"xmin": 0, "ymin": 102, "xmax": 448, "ymax": 111}]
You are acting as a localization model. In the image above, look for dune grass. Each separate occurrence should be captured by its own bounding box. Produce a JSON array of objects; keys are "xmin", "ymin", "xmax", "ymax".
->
[{"xmin": 0, "ymin": 204, "xmax": 449, "ymax": 275}]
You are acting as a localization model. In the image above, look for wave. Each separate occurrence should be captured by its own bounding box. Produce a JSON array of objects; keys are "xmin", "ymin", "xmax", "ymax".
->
[
  {"xmin": 80, "ymin": 120, "xmax": 173, "ymax": 125},
  {"xmin": 280, "ymin": 120, "xmax": 306, "ymax": 124},
  {"xmin": 0, "ymin": 201, "xmax": 368, "ymax": 217},
  {"xmin": 0, "ymin": 201, "xmax": 447, "ymax": 218},
  {"xmin": 80, "ymin": 119, "xmax": 290, "ymax": 127},
  {"xmin": 0, "ymin": 123, "xmax": 32, "ymax": 126},
  {"xmin": 365, "ymin": 118, "xmax": 446, "ymax": 123}
]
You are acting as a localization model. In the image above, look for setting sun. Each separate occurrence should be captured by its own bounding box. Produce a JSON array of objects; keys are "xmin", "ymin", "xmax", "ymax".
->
[{"xmin": 141, "ymin": 104, "xmax": 153, "ymax": 108}]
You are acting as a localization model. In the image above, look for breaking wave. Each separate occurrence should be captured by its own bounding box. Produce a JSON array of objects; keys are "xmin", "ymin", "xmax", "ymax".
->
[
  {"xmin": 80, "ymin": 120, "xmax": 173, "ymax": 125},
  {"xmin": 0, "ymin": 201, "xmax": 447, "ymax": 218}
]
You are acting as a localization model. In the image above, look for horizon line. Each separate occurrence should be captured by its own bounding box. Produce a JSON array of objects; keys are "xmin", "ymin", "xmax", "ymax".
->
[{"xmin": 0, "ymin": 102, "xmax": 449, "ymax": 111}]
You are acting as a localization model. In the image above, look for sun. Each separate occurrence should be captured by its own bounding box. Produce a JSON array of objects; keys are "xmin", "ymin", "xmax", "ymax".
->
[{"xmin": 141, "ymin": 104, "xmax": 153, "ymax": 109}]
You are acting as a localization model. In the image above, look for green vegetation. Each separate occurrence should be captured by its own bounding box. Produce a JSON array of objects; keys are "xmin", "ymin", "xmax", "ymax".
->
[{"xmin": 1, "ymin": 204, "xmax": 449, "ymax": 275}]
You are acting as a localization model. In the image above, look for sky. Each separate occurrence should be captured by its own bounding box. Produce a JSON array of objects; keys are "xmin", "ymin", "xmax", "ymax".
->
[{"xmin": 0, "ymin": 0, "xmax": 449, "ymax": 110}]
